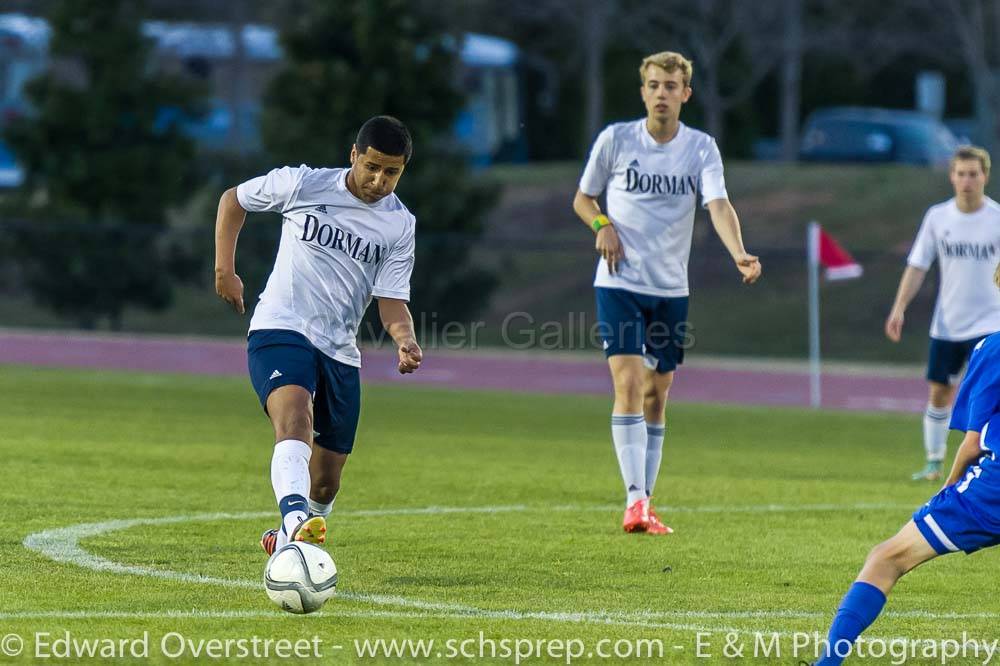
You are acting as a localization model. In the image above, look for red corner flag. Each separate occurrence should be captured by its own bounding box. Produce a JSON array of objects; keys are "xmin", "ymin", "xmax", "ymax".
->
[
  {"xmin": 814, "ymin": 223, "xmax": 862, "ymax": 281},
  {"xmin": 806, "ymin": 221, "xmax": 862, "ymax": 408}
]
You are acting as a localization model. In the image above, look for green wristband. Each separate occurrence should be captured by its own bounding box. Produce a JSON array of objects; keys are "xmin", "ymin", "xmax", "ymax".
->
[{"xmin": 591, "ymin": 215, "xmax": 610, "ymax": 232}]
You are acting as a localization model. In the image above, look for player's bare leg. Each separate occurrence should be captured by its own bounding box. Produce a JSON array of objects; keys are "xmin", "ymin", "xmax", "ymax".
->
[
  {"xmin": 815, "ymin": 522, "xmax": 939, "ymax": 664},
  {"xmin": 856, "ymin": 520, "xmax": 940, "ymax": 593},
  {"xmin": 609, "ymin": 355, "xmax": 651, "ymax": 532},
  {"xmin": 309, "ymin": 446, "xmax": 348, "ymax": 520},
  {"xmin": 261, "ymin": 385, "xmax": 326, "ymax": 555},
  {"xmin": 610, "ymin": 355, "xmax": 645, "ymax": 414},
  {"xmin": 913, "ymin": 382, "xmax": 955, "ymax": 481},
  {"xmin": 642, "ymin": 369, "xmax": 674, "ymax": 534}
]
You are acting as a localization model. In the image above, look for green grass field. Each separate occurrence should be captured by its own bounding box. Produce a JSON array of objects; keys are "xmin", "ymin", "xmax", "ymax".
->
[{"xmin": 2, "ymin": 364, "xmax": 998, "ymax": 664}]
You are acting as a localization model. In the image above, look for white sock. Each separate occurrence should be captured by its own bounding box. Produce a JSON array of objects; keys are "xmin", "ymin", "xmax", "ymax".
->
[
  {"xmin": 923, "ymin": 405, "xmax": 950, "ymax": 462},
  {"xmin": 308, "ymin": 497, "xmax": 334, "ymax": 517},
  {"xmin": 271, "ymin": 439, "xmax": 312, "ymax": 548},
  {"xmin": 645, "ymin": 423, "xmax": 665, "ymax": 498},
  {"xmin": 611, "ymin": 414, "xmax": 647, "ymax": 506}
]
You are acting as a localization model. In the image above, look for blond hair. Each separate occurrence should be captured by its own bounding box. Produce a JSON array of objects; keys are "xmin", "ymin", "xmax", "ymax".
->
[
  {"xmin": 639, "ymin": 51, "xmax": 693, "ymax": 87},
  {"xmin": 951, "ymin": 145, "xmax": 991, "ymax": 177}
]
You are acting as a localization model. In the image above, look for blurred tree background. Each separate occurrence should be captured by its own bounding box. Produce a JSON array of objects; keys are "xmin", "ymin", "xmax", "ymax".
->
[
  {"xmin": 2, "ymin": 0, "xmax": 206, "ymax": 329},
  {"xmin": 0, "ymin": 0, "xmax": 997, "ymax": 363},
  {"xmin": 457, "ymin": 0, "xmax": 986, "ymax": 160},
  {"xmin": 259, "ymin": 0, "xmax": 498, "ymax": 328}
]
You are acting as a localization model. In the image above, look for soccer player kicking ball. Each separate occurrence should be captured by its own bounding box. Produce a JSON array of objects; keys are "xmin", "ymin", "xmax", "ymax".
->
[
  {"xmin": 886, "ymin": 145, "xmax": 1000, "ymax": 482},
  {"xmin": 573, "ymin": 52, "xmax": 761, "ymax": 535},
  {"xmin": 815, "ymin": 263, "xmax": 1000, "ymax": 665},
  {"xmin": 214, "ymin": 115, "xmax": 422, "ymax": 555}
]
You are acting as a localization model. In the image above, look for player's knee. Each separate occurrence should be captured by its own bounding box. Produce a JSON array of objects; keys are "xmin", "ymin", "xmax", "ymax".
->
[
  {"xmin": 614, "ymin": 370, "xmax": 643, "ymax": 394},
  {"xmin": 644, "ymin": 390, "xmax": 668, "ymax": 416},
  {"xmin": 273, "ymin": 411, "xmax": 313, "ymax": 442}
]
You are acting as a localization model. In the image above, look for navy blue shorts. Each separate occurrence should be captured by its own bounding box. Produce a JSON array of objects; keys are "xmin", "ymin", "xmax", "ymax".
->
[
  {"xmin": 247, "ymin": 329, "xmax": 361, "ymax": 454},
  {"xmin": 927, "ymin": 336, "xmax": 987, "ymax": 385},
  {"xmin": 595, "ymin": 287, "xmax": 690, "ymax": 374}
]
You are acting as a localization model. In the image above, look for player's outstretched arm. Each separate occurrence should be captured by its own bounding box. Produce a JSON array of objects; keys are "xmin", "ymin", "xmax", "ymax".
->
[
  {"xmin": 214, "ymin": 187, "xmax": 248, "ymax": 314},
  {"xmin": 885, "ymin": 266, "xmax": 927, "ymax": 342},
  {"xmin": 705, "ymin": 198, "xmax": 761, "ymax": 284},
  {"xmin": 573, "ymin": 189, "xmax": 624, "ymax": 275},
  {"xmin": 377, "ymin": 298, "xmax": 422, "ymax": 374},
  {"xmin": 942, "ymin": 430, "xmax": 983, "ymax": 488}
]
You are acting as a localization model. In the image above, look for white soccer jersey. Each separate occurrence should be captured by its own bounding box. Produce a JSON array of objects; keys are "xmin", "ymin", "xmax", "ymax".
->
[
  {"xmin": 237, "ymin": 166, "xmax": 416, "ymax": 367},
  {"xmin": 579, "ymin": 119, "xmax": 728, "ymax": 297},
  {"xmin": 907, "ymin": 197, "xmax": 1000, "ymax": 341}
]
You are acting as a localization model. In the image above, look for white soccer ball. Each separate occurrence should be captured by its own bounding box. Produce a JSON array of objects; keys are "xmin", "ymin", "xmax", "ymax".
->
[{"xmin": 264, "ymin": 542, "xmax": 337, "ymax": 614}]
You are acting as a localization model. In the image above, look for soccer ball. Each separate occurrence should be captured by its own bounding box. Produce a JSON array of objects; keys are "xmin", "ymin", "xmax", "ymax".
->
[{"xmin": 264, "ymin": 542, "xmax": 338, "ymax": 614}]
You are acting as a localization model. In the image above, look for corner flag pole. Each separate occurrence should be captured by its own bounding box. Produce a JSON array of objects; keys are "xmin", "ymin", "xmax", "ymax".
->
[{"xmin": 807, "ymin": 221, "xmax": 821, "ymax": 408}]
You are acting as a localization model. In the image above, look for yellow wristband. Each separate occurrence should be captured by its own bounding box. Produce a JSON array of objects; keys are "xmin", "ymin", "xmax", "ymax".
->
[{"xmin": 591, "ymin": 215, "xmax": 610, "ymax": 232}]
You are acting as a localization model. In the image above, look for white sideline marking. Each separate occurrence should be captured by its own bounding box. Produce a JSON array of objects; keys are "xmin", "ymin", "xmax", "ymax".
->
[
  {"xmin": 23, "ymin": 504, "xmax": 986, "ymax": 633},
  {"xmin": 337, "ymin": 502, "xmax": 913, "ymax": 516},
  {"xmin": 0, "ymin": 608, "xmax": 777, "ymax": 636},
  {"xmin": 629, "ymin": 502, "xmax": 911, "ymax": 514},
  {"xmin": 0, "ymin": 610, "xmax": 430, "ymax": 620},
  {"xmin": 21, "ymin": 502, "xmax": 910, "ymax": 588}
]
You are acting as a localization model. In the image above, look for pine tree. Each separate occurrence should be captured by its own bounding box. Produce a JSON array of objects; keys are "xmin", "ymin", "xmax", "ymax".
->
[
  {"xmin": 260, "ymin": 0, "xmax": 499, "ymax": 326},
  {"xmin": 4, "ymin": 0, "xmax": 204, "ymax": 328}
]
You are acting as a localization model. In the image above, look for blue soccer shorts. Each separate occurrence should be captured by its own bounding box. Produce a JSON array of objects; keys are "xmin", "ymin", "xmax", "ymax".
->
[
  {"xmin": 595, "ymin": 287, "xmax": 690, "ymax": 374},
  {"xmin": 927, "ymin": 336, "xmax": 987, "ymax": 385},
  {"xmin": 913, "ymin": 416, "xmax": 1000, "ymax": 555},
  {"xmin": 247, "ymin": 329, "xmax": 361, "ymax": 454}
]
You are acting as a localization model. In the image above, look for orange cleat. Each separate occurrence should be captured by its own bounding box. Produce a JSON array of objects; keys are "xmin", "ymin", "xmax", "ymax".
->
[
  {"xmin": 623, "ymin": 498, "xmax": 649, "ymax": 533},
  {"xmin": 260, "ymin": 528, "xmax": 279, "ymax": 556},
  {"xmin": 646, "ymin": 504, "xmax": 674, "ymax": 535}
]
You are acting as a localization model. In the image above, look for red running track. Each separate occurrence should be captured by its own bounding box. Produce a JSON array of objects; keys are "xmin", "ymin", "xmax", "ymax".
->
[{"xmin": 0, "ymin": 330, "xmax": 928, "ymax": 413}]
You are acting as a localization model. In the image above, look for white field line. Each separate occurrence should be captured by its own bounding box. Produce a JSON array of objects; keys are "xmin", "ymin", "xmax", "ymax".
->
[
  {"xmin": 22, "ymin": 504, "xmax": 988, "ymax": 636},
  {"xmin": 0, "ymin": 608, "xmax": 772, "ymax": 634},
  {"xmin": 308, "ymin": 502, "xmax": 915, "ymax": 516}
]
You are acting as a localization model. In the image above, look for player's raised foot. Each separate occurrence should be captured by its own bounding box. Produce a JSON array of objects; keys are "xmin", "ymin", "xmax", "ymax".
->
[
  {"xmin": 911, "ymin": 461, "xmax": 943, "ymax": 481},
  {"xmin": 260, "ymin": 528, "xmax": 279, "ymax": 557},
  {"xmin": 646, "ymin": 504, "xmax": 674, "ymax": 535},
  {"xmin": 291, "ymin": 515, "xmax": 327, "ymax": 546},
  {"xmin": 623, "ymin": 498, "xmax": 649, "ymax": 533}
]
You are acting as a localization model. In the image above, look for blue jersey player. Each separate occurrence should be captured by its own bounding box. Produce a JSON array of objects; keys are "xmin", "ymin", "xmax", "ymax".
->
[{"xmin": 816, "ymin": 269, "xmax": 1000, "ymax": 664}]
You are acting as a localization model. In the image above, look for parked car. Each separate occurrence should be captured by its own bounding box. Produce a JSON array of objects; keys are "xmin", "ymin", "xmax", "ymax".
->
[{"xmin": 799, "ymin": 107, "xmax": 959, "ymax": 166}]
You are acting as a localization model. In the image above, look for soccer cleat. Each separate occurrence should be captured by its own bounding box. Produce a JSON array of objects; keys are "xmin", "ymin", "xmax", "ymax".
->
[
  {"xmin": 911, "ymin": 461, "xmax": 943, "ymax": 481},
  {"xmin": 290, "ymin": 515, "xmax": 327, "ymax": 545},
  {"xmin": 260, "ymin": 528, "xmax": 279, "ymax": 556},
  {"xmin": 260, "ymin": 515, "xmax": 327, "ymax": 557},
  {"xmin": 623, "ymin": 498, "xmax": 649, "ymax": 533},
  {"xmin": 646, "ymin": 504, "xmax": 674, "ymax": 535}
]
